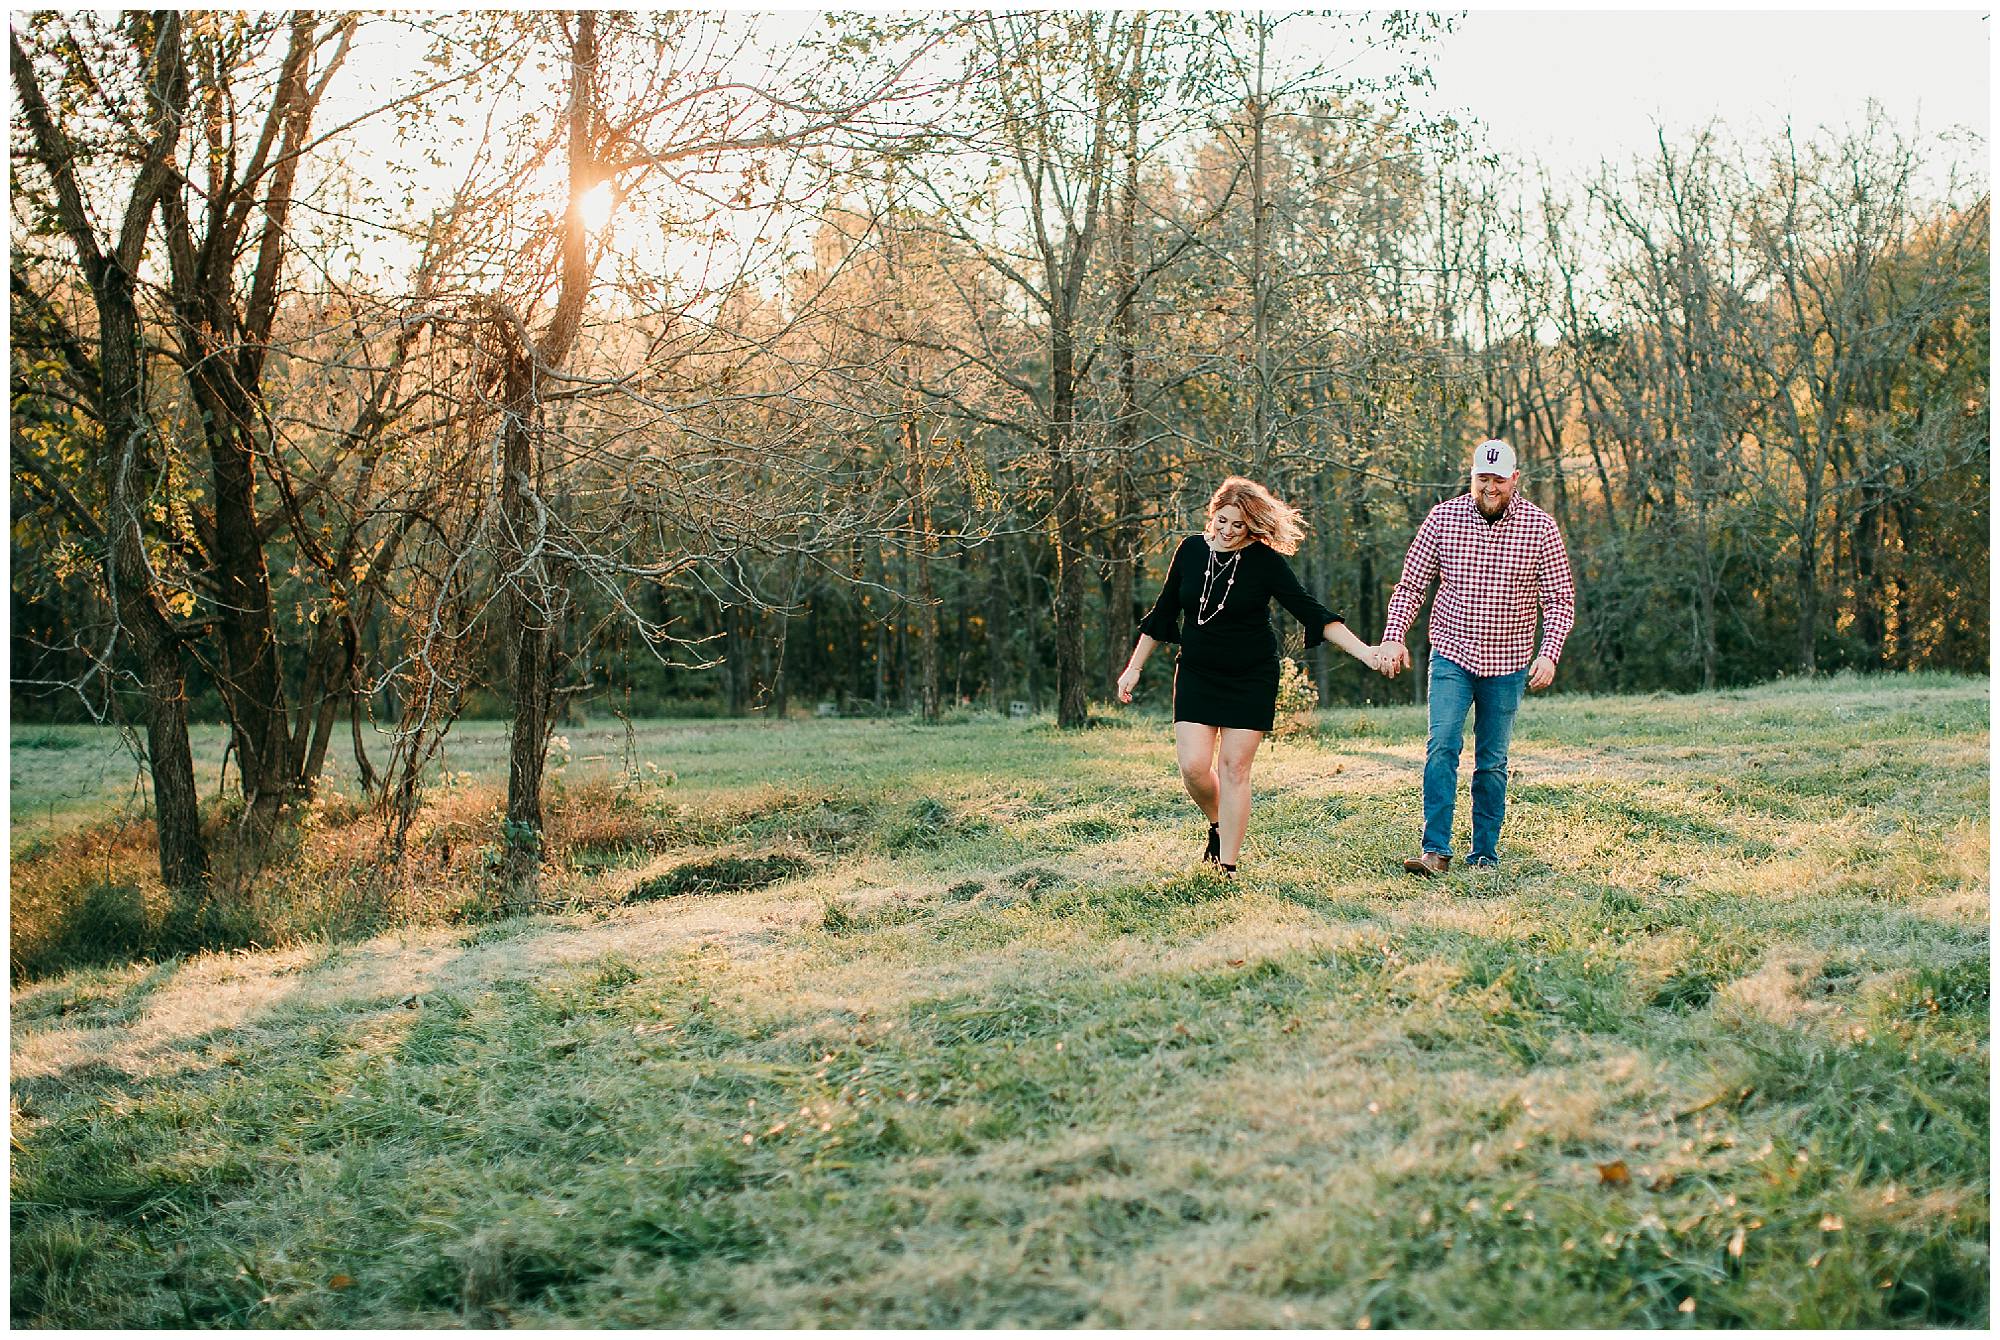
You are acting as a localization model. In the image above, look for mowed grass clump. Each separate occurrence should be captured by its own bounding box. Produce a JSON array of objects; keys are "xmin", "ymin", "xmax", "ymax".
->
[{"xmin": 10, "ymin": 674, "xmax": 1989, "ymax": 1326}]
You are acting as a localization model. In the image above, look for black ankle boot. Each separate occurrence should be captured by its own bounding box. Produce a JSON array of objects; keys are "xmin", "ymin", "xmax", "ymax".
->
[{"xmin": 1203, "ymin": 823, "xmax": 1221, "ymax": 863}]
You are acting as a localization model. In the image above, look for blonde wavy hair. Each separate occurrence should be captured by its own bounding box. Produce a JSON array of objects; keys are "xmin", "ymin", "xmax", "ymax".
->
[{"xmin": 1207, "ymin": 476, "xmax": 1306, "ymax": 555}]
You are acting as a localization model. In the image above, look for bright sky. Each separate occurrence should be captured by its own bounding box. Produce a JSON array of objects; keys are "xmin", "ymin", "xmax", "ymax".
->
[
  {"xmin": 295, "ymin": 7, "xmax": 1990, "ymax": 300},
  {"xmin": 1420, "ymin": 8, "xmax": 1988, "ymax": 184}
]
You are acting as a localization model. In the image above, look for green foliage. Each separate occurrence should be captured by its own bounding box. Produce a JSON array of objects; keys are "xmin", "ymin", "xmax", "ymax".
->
[{"xmin": 1271, "ymin": 657, "xmax": 1319, "ymax": 738}]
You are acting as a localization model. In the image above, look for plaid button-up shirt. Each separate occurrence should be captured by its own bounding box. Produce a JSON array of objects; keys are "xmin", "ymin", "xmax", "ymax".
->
[{"xmin": 1384, "ymin": 493, "xmax": 1576, "ymax": 677}]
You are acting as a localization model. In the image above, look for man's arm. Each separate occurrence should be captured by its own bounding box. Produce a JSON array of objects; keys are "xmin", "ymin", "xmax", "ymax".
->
[
  {"xmin": 1380, "ymin": 508, "xmax": 1442, "ymax": 673},
  {"xmin": 1529, "ymin": 520, "xmax": 1577, "ymax": 690}
]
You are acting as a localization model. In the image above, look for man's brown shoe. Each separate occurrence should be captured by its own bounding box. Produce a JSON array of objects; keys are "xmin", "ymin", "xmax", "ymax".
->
[{"xmin": 1403, "ymin": 852, "xmax": 1450, "ymax": 877}]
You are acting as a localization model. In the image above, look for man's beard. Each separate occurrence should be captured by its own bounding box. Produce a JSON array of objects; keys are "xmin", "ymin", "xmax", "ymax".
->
[{"xmin": 1475, "ymin": 493, "xmax": 1507, "ymax": 518}]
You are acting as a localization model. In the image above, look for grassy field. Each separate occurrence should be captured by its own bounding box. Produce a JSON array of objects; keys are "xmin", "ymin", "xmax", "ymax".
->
[{"xmin": 9, "ymin": 673, "xmax": 1989, "ymax": 1326}]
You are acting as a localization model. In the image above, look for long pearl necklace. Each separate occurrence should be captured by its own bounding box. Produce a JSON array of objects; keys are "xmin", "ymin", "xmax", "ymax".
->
[{"xmin": 1196, "ymin": 542, "xmax": 1243, "ymax": 625}]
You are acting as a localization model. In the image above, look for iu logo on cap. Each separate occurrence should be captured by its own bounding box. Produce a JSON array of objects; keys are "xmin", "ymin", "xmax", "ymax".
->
[{"xmin": 1485, "ymin": 447, "xmax": 1500, "ymax": 464}]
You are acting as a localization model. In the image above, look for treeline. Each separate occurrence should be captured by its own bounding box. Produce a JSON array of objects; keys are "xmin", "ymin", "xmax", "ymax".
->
[
  {"xmin": 669, "ymin": 111, "xmax": 1990, "ymax": 717},
  {"xmin": 10, "ymin": 12, "xmax": 1987, "ymax": 898}
]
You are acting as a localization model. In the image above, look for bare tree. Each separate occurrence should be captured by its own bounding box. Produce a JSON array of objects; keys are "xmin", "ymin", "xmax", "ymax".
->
[
  {"xmin": 1738, "ymin": 113, "xmax": 1985, "ymax": 673},
  {"xmin": 12, "ymin": 12, "xmax": 208, "ymax": 897},
  {"xmin": 146, "ymin": 13, "xmax": 363, "ymax": 834},
  {"xmin": 1580, "ymin": 131, "xmax": 1760, "ymax": 687},
  {"xmin": 894, "ymin": 13, "xmax": 1172, "ymax": 727},
  {"xmin": 381, "ymin": 11, "xmax": 959, "ymax": 889},
  {"xmin": 15, "ymin": 10, "xmax": 491, "ymax": 894}
]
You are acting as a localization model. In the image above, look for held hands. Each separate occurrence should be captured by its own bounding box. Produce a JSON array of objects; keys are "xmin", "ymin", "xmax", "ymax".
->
[
  {"xmin": 1364, "ymin": 644, "xmax": 1548, "ymax": 686},
  {"xmin": 1369, "ymin": 640, "xmax": 1410, "ymax": 678},
  {"xmin": 1357, "ymin": 644, "xmax": 1397, "ymax": 677},
  {"xmin": 1116, "ymin": 666, "xmax": 1142, "ymax": 703}
]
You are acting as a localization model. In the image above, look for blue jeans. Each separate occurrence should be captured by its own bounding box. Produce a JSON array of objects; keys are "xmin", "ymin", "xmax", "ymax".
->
[{"xmin": 1422, "ymin": 652, "xmax": 1528, "ymax": 863}]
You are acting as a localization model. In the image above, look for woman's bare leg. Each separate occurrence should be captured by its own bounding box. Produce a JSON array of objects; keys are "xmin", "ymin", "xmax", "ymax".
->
[
  {"xmin": 1215, "ymin": 728, "xmax": 1265, "ymax": 864},
  {"xmin": 1174, "ymin": 722, "xmax": 1221, "ymax": 823}
]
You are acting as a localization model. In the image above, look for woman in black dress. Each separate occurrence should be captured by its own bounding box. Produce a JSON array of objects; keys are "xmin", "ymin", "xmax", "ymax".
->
[{"xmin": 1116, "ymin": 477, "xmax": 1392, "ymax": 875}]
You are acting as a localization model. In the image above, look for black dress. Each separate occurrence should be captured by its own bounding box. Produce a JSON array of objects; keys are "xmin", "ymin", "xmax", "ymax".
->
[{"xmin": 1137, "ymin": 537, "xmax": 1343, "ymax": 732}]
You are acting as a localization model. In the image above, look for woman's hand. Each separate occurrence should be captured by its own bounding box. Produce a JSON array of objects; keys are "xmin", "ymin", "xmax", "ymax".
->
[
  {"xmin": 1330, "ymin": 624, "xmax": 1396, "ymax": 677},
  {"xmin": 1118, "ymin": 637, "xmax": 1157, "ymax": 703}
]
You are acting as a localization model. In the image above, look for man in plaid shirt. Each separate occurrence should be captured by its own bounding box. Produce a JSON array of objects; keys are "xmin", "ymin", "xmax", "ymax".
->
[{"xmin": 1379, "ymin": 439, "xmax": 1576, "ymax": 875}]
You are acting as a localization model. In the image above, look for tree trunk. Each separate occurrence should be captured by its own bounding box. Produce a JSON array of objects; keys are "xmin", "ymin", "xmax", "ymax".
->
[
  {"xmin": 954, "ymin": 565, "xmax": 969, "ymax": 705},
  {"xmin": 849, "ymin": 538, "xmax": 867, "ymax": 711},
  {"xmin": 728, "ymin": 600, "xmax": 750, "ymax": 714},
  {"xmin": 349, "ymin": 685, "xmax": 379, "ymax": 799},
  {"xmin": 500, "ymin": 375, "xmax": 557, "ymax": 889},
  {"xmin": 1049, "ymin": 326, "xmax": 1090, "ymax": 729},
  {"xmin": 895, "ymin": 539, "xmax": 912, "ymax": 711},
  {"xmin": 1796, "ymin": 523, "xmax": 1820, "ymax": 675},
  {"xmin": 1019, "ymin": 539, "xmax": 1042, "ymax": 712},
  {"xmin": 155, "ymin": 13, "xmax": 336, "ymax": 839},
  {"xmin": 12, "ymin": 18, "xmax": 208, "ymax": 897},
  {"xmin": 1850, "ymin": 482, "xmax": 1887, "ymax": 665},
  {"xmin": 208, "ymin": 421, "xmax": 293, "ymax": 829},
  {"xmin": 140, "ymin": 635, "xmax": 208, "ymax": 910},
  {"xmin": 500, "ymin": 12, "xmax": 597, "ymax": 892},
  {"xmin": 773, "ymin": 550, "xmax": 806, "ymax": 718},
  {"xmin": 294, "ymin": 637, "xmax": 348, "ymax": 801},
  {"xmin": 756, "ymin": 605, "xmax": 775, "ymax": 712},
  {"xmin": 985, "ymin": 535, "xmax": 1009, "ymax": 710},
  {"xmin": 872, "ymin": 549, "xmax": 889, "ymax": 710},
  {"xmin": 1696, "ymin": 544, "xmax": 1719, "ymax": 690},
  {"xmin": 906, "ymin": 411, "xmax": 940, "ymax": 721},
  {"xmin": 106, "ymin": 319, "xmax": 209, "ymax": 903},
  {"xmin": 1107, "ymin": 42, "xmax": 1142, "ymax": 694}
]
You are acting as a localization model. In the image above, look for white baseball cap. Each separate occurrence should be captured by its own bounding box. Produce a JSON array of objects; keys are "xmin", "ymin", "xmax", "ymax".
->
[{"xmin": 1471, "ymin": 438, "xmax": 1517, "ymax": 477}]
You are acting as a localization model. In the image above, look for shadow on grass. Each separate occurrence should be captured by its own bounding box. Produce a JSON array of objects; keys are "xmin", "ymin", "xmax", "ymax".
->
[
  {"xmin": 9, "ymin": 879, "xmax": 270, "ymax": 986},
  {"xmin": 12, "ymin": 957, "xmax": 188, "ymax": 1030}
]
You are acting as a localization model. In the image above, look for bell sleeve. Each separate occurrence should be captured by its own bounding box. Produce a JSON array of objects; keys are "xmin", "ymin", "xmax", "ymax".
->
[
  {"xmin": 1137, "ymin": 538, "xmax": 1193, "ymax": 644},
  {"xmin": 1266, "ymin": 548, "xmax": 1342, "ymax": 651}
]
